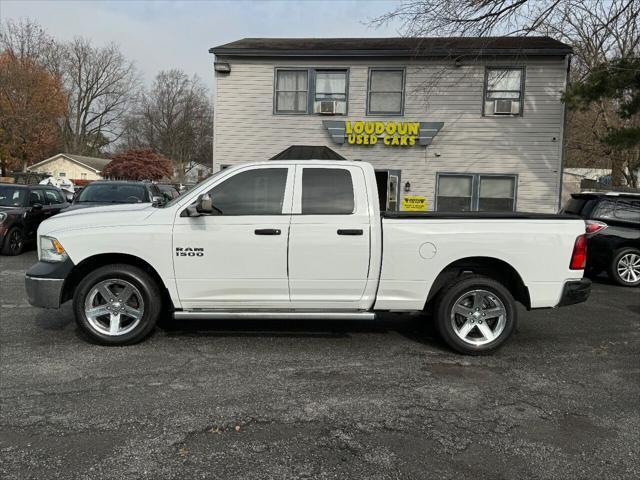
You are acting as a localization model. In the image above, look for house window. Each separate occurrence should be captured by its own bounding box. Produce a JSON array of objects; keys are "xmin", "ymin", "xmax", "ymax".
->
[
  {"xmin": 275, "ymin": 68, "xmax": 348, "ymax": 115},
  {"xmin": 58, "ymin": 172, "xmax": 66, "ymax": 177},
  {"xmin": 436, "ymin": 174, "xmax": 517, "ymax": 212},
  {"xmin": 81, "ymin": 173, "xmax": 87, "ymax": 179},
  {"xmin": 275, "ymin": 69, "xmax": 308, "ymax": 114},
  {"xmin": 483, "ymin": 68, "xmax": 524, "ymax": 116},
  {"xmin": 367, "ymin": 68, "xmax": 405, "ymax": 115},
  {"xmin": 313, "ymin": 70, "xmax": 347, "ymax": 114}
]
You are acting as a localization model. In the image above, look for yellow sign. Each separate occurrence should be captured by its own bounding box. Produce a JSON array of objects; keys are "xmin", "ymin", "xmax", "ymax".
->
[
  {"xmin": 401, "ymin": 196, "xmax": 428, "ymax": 212},
  {"xmin": 345, "ymin": 121, "xmax": 419, "ymax": 147}
]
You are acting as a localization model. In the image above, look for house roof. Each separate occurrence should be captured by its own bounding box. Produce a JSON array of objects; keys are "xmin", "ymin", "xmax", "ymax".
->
[
  {"xmin": 270, "ymin": 145, "xmax": 347, "ymax": 161},
  {"xmin": 28, "ymin": 153, "xmax": 111, "ymax": 173},
  {"xmin": 210, "ymin": 36, "xmax": 572, "ymax": 58}
]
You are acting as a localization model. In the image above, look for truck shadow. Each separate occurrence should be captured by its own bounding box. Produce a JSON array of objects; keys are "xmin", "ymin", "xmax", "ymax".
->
[{"xmin": 158, "ymin": 313, "xmax": 446, "ymax": 349}]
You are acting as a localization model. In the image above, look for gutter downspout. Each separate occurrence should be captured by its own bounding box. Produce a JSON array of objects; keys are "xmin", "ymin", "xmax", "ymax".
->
[{"xmin": 557, "ymin": 54, "xmax": 571, "ymax": 212}]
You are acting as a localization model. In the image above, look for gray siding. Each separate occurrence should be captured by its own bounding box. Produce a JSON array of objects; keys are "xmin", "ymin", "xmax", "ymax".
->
[{"xmin": 213, "ymin": 57, "xmax": 567, "ymax": 213}]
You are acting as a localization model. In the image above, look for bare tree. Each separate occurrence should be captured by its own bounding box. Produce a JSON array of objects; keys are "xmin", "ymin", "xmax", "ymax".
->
[
  {"xmin": 61, "ymin": 38, "xmax": 139, "ymax": 155},
  {"xmin": 122, "ymin": 69, "xmax": 213, "ymax": 181},
  {"xmin": 0, "ymin": 18, "xmax": 63, "ymax": 76},
  {"xmin": 371, "ymin": 0, "xmax": 640, "ymax": 187}
]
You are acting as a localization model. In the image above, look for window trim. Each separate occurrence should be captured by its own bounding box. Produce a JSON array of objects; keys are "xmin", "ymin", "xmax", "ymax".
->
[
  {"xmin": 366, "ymin": 67, "xmax": 406, "ymax": 116},
  {"xmin": 482, "ymin": 67, "xmax": 525, "ymax": 117},
  {"xmin": 435, "ymin": 172, "xmax": 518, "ymax": 212},
  {"xmin": 273, "ymin": 68, "xmax": 310, "ymax": 115},
  {"xmin": 273, "ymin": 67, "xmax": 349, "ymax": 116}
]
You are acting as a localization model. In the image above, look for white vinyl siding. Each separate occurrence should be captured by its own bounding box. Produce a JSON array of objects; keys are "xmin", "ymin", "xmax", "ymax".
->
[{"xmin": 214, "ymin": 56, "xmax": 567, "ymax": 213}]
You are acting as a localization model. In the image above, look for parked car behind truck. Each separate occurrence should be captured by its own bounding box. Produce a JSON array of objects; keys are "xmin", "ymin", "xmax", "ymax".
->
[
  {"xmin": 25, "ymin": 160, "xmax": 591, "ymax": 354},
  {"xmin": 62, "ymin": 180, "xmax": 166, "ymax": 212},
  {"xmin": 562, "ymin": 192, "xmax": 640, "ymax": 287},
  {"xmin": 0, "ymin": 184, "xmax": 69, "ymax": 255}
]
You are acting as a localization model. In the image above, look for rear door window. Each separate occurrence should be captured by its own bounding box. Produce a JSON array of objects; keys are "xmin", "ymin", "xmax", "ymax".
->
[
  {"xmin": 301, "ymin": 168, "xmax": 354, "ymax": 214},
  {"xmin": 590, "ymin": 199, "xmax": 617, "ymax": 220},
  {"xmin": 29, "ymin": 189, "xmax": 44, "ymax": 206},
  {"xmin": 614, "ymin": 200, "xmax": 640, "ymax": 223},
  {"xmin": 44, "ymin": 189, "xmax": 64, "ymax": 205}
]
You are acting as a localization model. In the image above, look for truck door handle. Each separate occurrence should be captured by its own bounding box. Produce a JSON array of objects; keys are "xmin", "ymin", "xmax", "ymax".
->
[
  {"xmin": 255, "ymin": 229, "xmax": 281, "ymax": 235},
  {"xmin": 337, "ymin": 229, "xmax": 363, "ymax": 236}
]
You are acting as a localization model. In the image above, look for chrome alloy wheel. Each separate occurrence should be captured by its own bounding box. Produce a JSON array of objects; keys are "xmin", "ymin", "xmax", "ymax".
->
[
  {"xmin": 450, "ymin": 289, "xmax": 507, "ymax": 346},
  {"xmin": 617, "ymin": 253, "xmax": 640, "ymax": 283},
  {"xmin": 84, "ymin": 279, "xmax": 144, "ymax": 336}
]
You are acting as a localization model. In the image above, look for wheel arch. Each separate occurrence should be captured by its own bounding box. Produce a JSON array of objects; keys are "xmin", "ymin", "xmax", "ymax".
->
[
  {"xmin": 425, "ymin": 256, "xmax": 531, "ymax": 310},
  {"xmin": 61, "ymin": 253, "xmax": 174, "ymax": 310}
]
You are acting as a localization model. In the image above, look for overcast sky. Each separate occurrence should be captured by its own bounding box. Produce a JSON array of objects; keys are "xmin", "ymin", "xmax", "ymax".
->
[{"xmin": 2, "ymin": 0, "xmax": 403, "ymax": 89}]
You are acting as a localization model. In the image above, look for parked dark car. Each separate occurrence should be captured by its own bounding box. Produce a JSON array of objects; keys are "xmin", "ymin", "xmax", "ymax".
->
[
  {"xmin": 62, "ymin": 181, "xmax": 165, "ymax": 212},
  {"xmin": 156, "ymin": 183, "xmax": 180, "ymax": 201},
  {"xmin": 563, "ymin": 192, "xmax": 640, "ymax": 287},
  {"xmin": 0, "ymin": 184, "xmax": 69, "ymax": 255}
]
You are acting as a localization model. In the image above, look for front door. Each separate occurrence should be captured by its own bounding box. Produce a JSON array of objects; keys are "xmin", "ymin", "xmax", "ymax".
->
[
  {"xmin": 288, "ymin": 165, "xmax": 371, "ymax": 306},
  {"xmin": 173, "ymin": 165, "xmax": 294, "ymax": 309}
]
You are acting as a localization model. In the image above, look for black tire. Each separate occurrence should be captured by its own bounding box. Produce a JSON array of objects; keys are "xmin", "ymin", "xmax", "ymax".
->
[
  {"xmin": 608, "ymin": 248, "xmax": 640, "ymax": 287},
  {"xmin": 434, "ymin": 274, "xmax": 517, "ymax": 355},
  {"xmin": 1, "ymin": 227, "xmax": 24, "ymax": 256},
  {"xmin": 73, "ymin": 264, "xmax": 162, "ymax": 345}
]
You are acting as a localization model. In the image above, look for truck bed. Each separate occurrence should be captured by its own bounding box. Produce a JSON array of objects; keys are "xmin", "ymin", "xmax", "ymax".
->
[{"xmin": 383, "ymin": 211, "xmax": 582, "ymax": 220}]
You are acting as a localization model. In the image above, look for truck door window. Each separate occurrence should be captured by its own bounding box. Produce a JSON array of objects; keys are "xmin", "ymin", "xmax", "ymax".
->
[
  {"xmin": 301, "ymin": 168, "xmax": 354, "ymax": 214},
  {"xmin": 207, "ymin": 168, "xmax": 288, "ymax": 215}
]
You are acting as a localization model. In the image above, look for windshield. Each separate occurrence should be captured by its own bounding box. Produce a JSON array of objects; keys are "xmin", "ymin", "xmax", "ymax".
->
[
  {"xmin": 77, "ymin": 184, "xmax": 149, "ymax": 204},
  {"xmin": 0, "ymin": 186, "xmax": 27, "ymax": 207}
]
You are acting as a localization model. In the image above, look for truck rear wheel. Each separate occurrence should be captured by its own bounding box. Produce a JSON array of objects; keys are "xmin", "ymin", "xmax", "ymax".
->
[
  {"xmin": 434, "ymin": 275, "xmax": 517, "ymax": 355},
  {"xmin": 73, "ymin": 264, "xmax": 161, "ymax": 345}
]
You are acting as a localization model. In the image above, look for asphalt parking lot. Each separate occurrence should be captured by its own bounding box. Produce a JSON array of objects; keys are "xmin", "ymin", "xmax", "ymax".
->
[{"xmin": 1, "ymin": 251, "xmax": 639, "ymax": 480}]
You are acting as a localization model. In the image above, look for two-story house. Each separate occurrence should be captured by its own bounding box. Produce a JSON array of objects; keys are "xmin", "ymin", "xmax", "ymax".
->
[{"xmin": 209, "ymin": 37, "xmax": 571, "ymax": 213}]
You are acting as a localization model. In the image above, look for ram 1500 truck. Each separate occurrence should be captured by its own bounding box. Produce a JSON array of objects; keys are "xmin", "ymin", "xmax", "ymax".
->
[{"xmin": 25, "ymin": 160, "xmax": 591, "ymax": 354}]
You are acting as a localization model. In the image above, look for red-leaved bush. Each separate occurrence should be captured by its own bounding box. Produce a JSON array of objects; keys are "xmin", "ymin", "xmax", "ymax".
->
[{"xmin": 102, "ymin": 149, "xmax": 172, "ymax": 181}]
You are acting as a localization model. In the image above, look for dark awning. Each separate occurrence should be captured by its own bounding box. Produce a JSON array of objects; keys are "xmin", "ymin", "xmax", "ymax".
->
[{"xmin": 270, "ymin": 145, "xmax": 347, "ymax": 161}]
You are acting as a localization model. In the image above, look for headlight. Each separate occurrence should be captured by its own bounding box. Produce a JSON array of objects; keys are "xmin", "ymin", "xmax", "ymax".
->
[
  {"xmin": 40, "ymin": 236, "xmax": 68, "ymax": 263},
  {"xmin": 0, "ymin": 212, "xmax": 6, "ymax": 224}
]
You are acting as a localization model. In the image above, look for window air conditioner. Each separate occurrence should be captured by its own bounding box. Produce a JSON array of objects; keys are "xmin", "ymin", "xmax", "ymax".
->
[
  {"xmin": 494, "ymin": 99, "xmax": 514, "ymax": 115},
  {"xmin": 319, "ymin": 101, "xmax": 337, "ymax": 115}
]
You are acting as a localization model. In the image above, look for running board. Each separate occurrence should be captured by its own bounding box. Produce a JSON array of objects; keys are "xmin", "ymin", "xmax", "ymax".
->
[{"xmin": 173, "ymin": 311, "xmax": 376, "ymax": 321}]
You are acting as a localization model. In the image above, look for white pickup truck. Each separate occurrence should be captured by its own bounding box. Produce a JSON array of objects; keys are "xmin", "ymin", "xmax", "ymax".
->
[{"xmin": 25, "ymin": 160, "xmax": 591, "ymax": 354}]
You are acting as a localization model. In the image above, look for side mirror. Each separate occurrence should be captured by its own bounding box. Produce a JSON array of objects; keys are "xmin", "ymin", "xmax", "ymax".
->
[
  {"xmin": 196, "ymin": 194, "xmax": 214, "ymax": 214},
  {"xmin": 152, "ymin": 195, "xmax": 164, "ymax": 206}
]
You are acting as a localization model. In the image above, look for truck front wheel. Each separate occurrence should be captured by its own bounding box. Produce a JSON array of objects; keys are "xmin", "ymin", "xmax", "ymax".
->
[
  {"xmin": 73, "ymin": 264, "xmax": 162, "ymax": 345},
  {"xmin": 434, "ymin": 275, "xmax": 517, "ymax": 355}
]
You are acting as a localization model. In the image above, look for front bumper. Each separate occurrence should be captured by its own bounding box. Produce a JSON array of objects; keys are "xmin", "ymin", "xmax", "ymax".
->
[
  {"xmin": 25, "ymin": 259, "xmax": 74, "ymax": 309},
  {"xmin": 557, "ymin": 278, "xmax": 591, "ymax": 307},
  {"xmin": 25, "ymin": 276, "xmax": 65, "ymax": 308}
]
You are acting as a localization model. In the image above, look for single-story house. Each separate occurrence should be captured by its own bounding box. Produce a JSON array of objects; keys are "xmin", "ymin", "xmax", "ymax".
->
[
  {"xmin": 28, "ymin": 153, "xmax": 111, "ymax": 181},
  {"xmin": 183, "ymin": 162, "xmax": 213, "ymax": 184}
]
